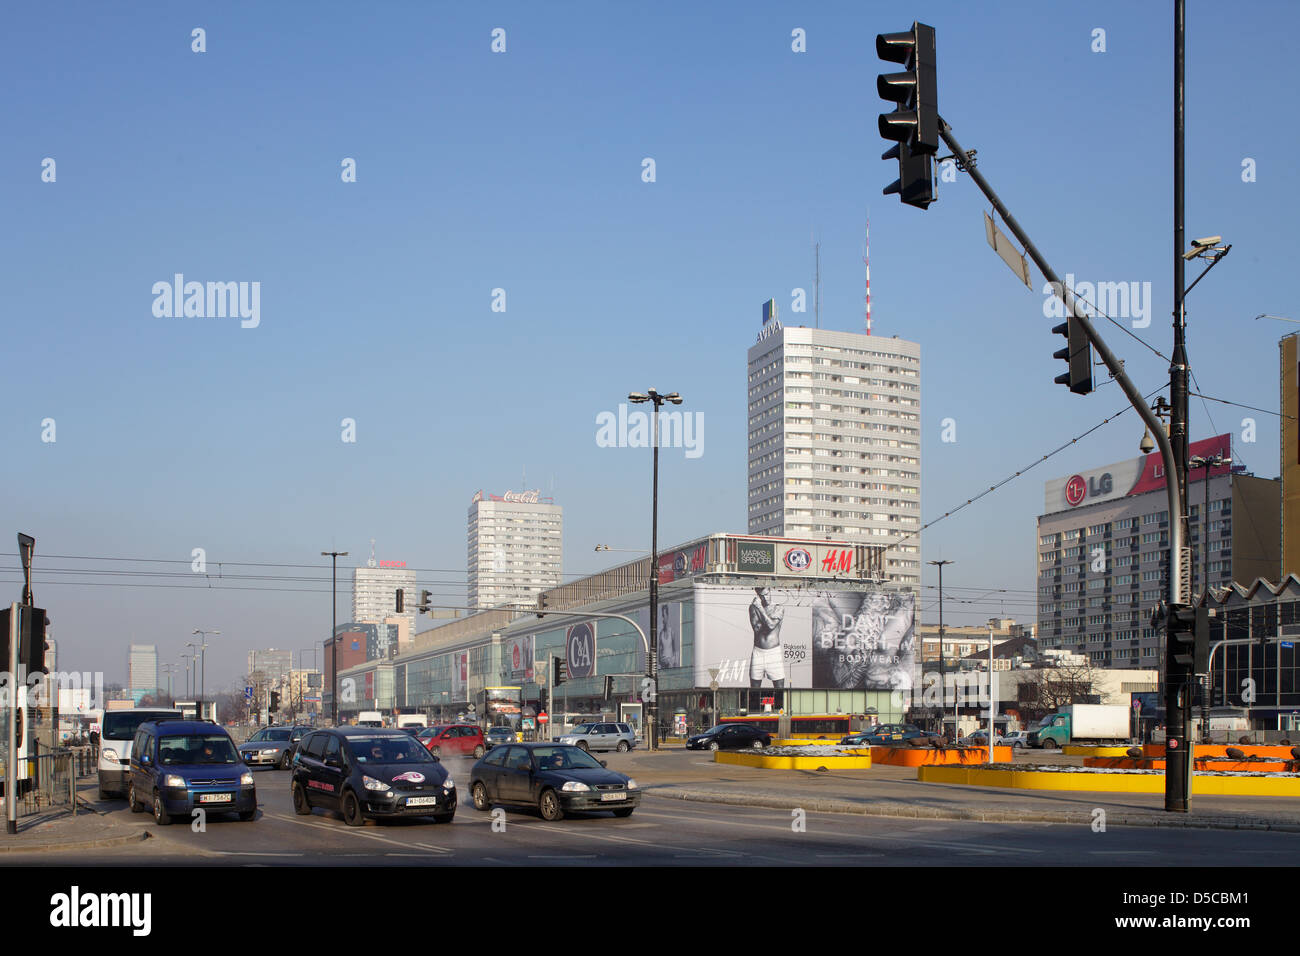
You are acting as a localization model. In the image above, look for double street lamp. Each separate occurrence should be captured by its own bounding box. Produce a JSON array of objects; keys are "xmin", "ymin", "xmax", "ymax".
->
[
  {"xmin": 629, "ymin": 387, "xmax": 682, "ymax": 751},
  {"xmin": 193, "ymin": 628, "xmax": 219, "ymax": 720},
  {"xmin": 322, "ymin": 550, "xmax": 348, "ymax": 725}
]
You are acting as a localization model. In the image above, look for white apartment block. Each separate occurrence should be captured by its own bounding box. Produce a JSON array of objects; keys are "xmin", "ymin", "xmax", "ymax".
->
[
  {"xmin": 468, "ymin": 490, "xmax": 563, "ymax": 610},
  {"xmin": 353, "ymin": 560, "xmax": 417, "ymax": 633},
  {"xmin": 747, "ymin": 320, "xmax": 922, "ymax": 585}
]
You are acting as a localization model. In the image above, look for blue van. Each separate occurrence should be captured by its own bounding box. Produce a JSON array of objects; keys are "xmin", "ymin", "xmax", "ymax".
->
[{"xmin": 128, "ymin": 720, "xmax": 257, "ymax": 825}]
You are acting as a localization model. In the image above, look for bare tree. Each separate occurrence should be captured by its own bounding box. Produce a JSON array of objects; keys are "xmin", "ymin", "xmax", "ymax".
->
[{"xmin": 1015, "ymin": 656, "xmax": 1105, "ymax": 723}]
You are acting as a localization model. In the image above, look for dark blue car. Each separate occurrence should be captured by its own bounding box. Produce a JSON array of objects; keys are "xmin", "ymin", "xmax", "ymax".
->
[{"xmin": 128, "ymin": 720, "xmax": 257, "ymax": 825}]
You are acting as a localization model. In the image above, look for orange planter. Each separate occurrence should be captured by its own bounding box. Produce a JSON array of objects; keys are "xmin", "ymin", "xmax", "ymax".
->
[
  {"xmin": 871, "ymin": 745, "xmax": 1012, "ymax": 766},
  {"xmin": 1143, "ymin": 744, "xmax": 1297, "ymax": 760},
  {"xmin": 1085, "ymin": 756, "xmax": 1294, "ymax": 773}
]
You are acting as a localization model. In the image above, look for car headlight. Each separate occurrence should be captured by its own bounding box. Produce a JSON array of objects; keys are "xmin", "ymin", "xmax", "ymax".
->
[
  {"xmin": 164, "ymin": 775, "xmax": 186, "ymax": 788},
  {"xmin": 442, "ymin": 778, "xmax": 455, "ymax": 791},
  {"xmin": 560, "ymin": 781, "xmax": 590, "ymax": 792},
  {"xmin": 363, "ymin": 775, "xmax": 390, "ymax": 792},
  {"xmin": 261, "ymin": 749, "xmax": 278, "ymax": 755},
  {"xmin": 102, "ymin": 749, "xmax": 119, "ymax": 763},
  {"xmin": 241, "ymin": 772, "xmax": 255, "ymax": 786},
  {"xmin": 625, "ymin": 779, "xmax": 638, "ymax": 790}
]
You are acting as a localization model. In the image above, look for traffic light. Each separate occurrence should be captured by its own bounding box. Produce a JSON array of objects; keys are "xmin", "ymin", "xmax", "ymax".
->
[
  {"xmin": 1052, "ymin": 315, "xmax": 1093, "ymax": 395},
  {"xmin": 877, "ymin": 22, "xmax": 938, "ymax": 152},
  {"xmin": 395, "ymin": 589, "xmax": 404, "ymax": 613},
  {"xmin": 17, "ymin": 606, "xmax": 50, "ymax": 677},
  {"xmin": 536, "ymin": 592, "xmax": 550, "ymax": 619},
  {"xmin": 553, "ymin": 655, "xmax": 566, "ymax": 686},
  {"xmin": 270, "ymin": 690, "xmax": 281, "ymax": 711},
  {"xmin": 419, "ymin": 589, "xmax": 432, "ymax": 614},
  {"xmin": 1169, "ymin": 604, "xmax": 1211, "ymax": 675},
  {"xmin": 877, "ymin": 22, "xmax": 939, "ymax": 209},
  {"xmin": 603, "ymin": 675, "xmax": 614, "ymax": 701}
]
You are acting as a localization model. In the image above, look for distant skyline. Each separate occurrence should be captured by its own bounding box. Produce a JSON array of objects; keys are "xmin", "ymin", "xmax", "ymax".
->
[{"xmin": 5, "ymin": 1, "xmax": 1298, "ymax": 689}]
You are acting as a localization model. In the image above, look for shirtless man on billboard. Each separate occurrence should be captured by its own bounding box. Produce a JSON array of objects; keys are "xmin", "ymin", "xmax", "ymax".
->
[{"xmin": 749, "ymin": 587, "xmax": 786, "ymax": 688}]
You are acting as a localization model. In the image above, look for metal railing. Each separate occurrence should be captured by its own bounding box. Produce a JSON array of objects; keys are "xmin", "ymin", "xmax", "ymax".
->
[{"xmin": 2, "ymin": 748, "xmax": 78, "ymax": 819}]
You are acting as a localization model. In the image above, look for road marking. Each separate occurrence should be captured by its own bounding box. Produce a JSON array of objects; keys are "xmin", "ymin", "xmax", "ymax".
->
[{"xmin": 262, "ymin": 810, "xmax": 453, "ymax": 854}]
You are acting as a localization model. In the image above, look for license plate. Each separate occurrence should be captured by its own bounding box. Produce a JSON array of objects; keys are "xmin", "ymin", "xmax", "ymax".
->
[
  {"xmin": 600, "ymin": 792, "xmax": 628, "ymax": 802},
  {"xmin": 405, "ymin": 796, "xmax": 438, "ymax": 807},
  {"xmin": 199, "ymin": 793, "xmax": 232, "ymax": 804}
]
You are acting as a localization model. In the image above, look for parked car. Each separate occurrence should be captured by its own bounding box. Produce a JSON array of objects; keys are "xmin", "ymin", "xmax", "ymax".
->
[
  {"xmin": 961, "ymin": 730, "xmax": 1008, "ymax": 746},
  {"xmin": 1004, "ymin": 730, "xmax": 1032, "ymax": 749},
  {"xmin": 419, "ymin": 724, "xmax": 486, "ymax": 759},
  {"xmin": 239, "ymin": 725, "xmax": 311, "ymax": 769},
  {"xmin": 557, "ymin": 722, "xmax": 637, "ymax": 753},
  {"xmin": 98, "ymin": 707, "xmax": 183, "ymax": 799},
  {"xmin": 469, "ymin": 743, "xmax": 640, "ymax": 821},
  {"xmin": 841, "ymin": 723, "xmax": 935, "ymax": 746},
  {"xmin": 485, "ymin": 726, "xmax": 518, "ymax": 750},
  {"xmin": 685, "ymin": 724, "xmax": 771, "ymax": 751},
  {"xmin": 128, "ymin": 719, "xmax": 256, "ymax": 825},
  {"xmin": 291, "ymin": 727, "xmax": 456, "ymax": 826}
]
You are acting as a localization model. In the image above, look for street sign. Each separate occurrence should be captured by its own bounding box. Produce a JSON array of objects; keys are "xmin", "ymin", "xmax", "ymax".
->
[
  {"xmin": 709, "ymin": 680, "xmax": 719, "ymax": 692},
  {"xmin": 245, "ymin": 686, "xmax": 253, "ymax": 701},
  {"xmin": 538, "ymin": 712, "xmax": 549, "ymax": 724},
  {"xmin": 1133, "ymin": 699, "xmax": 1142, "ymax": 711}
]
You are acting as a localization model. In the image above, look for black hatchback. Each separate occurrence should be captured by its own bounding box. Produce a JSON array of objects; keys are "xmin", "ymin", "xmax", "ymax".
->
[
  {"xmin": 685, "ymin": 723, "xmax": 772, "ymax": 751},
  {"xmin": 290, "ymin": 727, "xmax": 456, "ymax": 826},
  {"xmin": 469, "ymin": 743, "xmax": 640, "ymax": 821}
]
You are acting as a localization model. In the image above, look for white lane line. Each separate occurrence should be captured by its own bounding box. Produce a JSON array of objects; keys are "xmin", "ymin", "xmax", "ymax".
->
[{"xmin": 262, "ymin": 810, "xmax": 453, "ymax": 854}]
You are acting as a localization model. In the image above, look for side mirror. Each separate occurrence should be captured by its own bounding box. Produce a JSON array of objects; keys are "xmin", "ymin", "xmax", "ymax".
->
[{"xmin": 599, "ymin": 760, "xmax": 607, "ymax": 768}]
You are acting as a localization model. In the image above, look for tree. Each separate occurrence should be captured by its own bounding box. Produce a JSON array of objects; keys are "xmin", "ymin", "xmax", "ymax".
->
[{"xmin": 1015, "ymin": 655, "xmax": 1105, "ymax": 723}]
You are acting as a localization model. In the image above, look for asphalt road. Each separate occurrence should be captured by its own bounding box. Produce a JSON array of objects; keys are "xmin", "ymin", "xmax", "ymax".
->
[{"xmin": 12, "ymin": 755, "xmax": 1300, "ymax": 866}]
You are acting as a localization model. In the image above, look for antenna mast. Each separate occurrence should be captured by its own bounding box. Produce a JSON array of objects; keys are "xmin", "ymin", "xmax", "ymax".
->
[
  {"xmin": 814, "ymin": 237, "xmax": 821, "ymax": 329},
  {"xmin": 864, "ymin": 214, "xmax": 872, "ymax": 336}
]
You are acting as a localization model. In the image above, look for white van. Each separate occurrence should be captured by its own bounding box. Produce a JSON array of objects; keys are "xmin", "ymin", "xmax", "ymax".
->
[
  {"xmin": 395, "ymin": 714, "xmax": 427, "ymax": 730},
  {"xmin": 98, "ymin": 707, "xmax": 183, "ymax": 799}
]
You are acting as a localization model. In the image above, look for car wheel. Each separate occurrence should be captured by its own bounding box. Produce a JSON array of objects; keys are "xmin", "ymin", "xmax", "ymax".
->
[
  {"xmin": 1013, "ymin": 741, "xmax": 1023, "ymax": 750},
  {"xmin": 472, "ymin": 782, "xmax": 490, "ymax": 811},
  {"xmin": 342, "ymin": 791, "xmax": 365, "ymax": 827},
  {"xmin": 612, "ymin": 807, "xmax": 634, "ymax": 818},
  {"xmin": 279, "ymin": 750, "xmax": 293, "ymax": 770},
  {"xmin": 708, "ymin": 741, "xmax": 720, "ymax": 752},
  {"xmin": 238, "ymin": 810, "xmax": 256, "ymax": 821},
  {"xmin": 539, "ymin": 789, "xmax": 564, "ymax": 822},
  {"xmin": 292, "ymin": 783, "xmax": 312, "ymax": 815},
  {"xmin": 128, "ymin": 781, "xmax": 143, "ymax": 813},
  {"xmin": 98, "ymin": 783, "xmax": 109, "ymax": 801},
  {"xmin": 751, "ymin": 739, "xmax": 764, "ymax": 750},
  {"xmin": 576, "ymin": 741, "xmax": 589, "ymax": 752},
  {"xmin": 616, "ymin": 741, "xmax": 629, "ymax": 753},
  {"xmin": 152, "ymin": 790, "xmax": 171, "ymax": 826},
  {"xmin": 473, "ymin": 745, "xmax": 485, "ymax": 758}
]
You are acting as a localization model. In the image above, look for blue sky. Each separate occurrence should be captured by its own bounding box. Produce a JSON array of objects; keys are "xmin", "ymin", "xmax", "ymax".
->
[{"xmin": 4, "ymin": 1, "xmax": 1298, "ymax": 690}]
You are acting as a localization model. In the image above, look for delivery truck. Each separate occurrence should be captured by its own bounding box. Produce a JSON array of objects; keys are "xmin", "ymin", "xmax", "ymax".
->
[{"xmin": 1030, "ymin": 703, "xmax": 1131, "ymax": 749}]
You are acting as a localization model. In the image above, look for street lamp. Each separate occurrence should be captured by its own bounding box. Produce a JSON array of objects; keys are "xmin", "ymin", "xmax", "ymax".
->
[
  {"xmin": 1188, "ymin": 454, "xmax": 1231, "ymax": 596},
  {"xmin": 193, "ymin": 628, "xmax": 219, "ymax": 721},
  {"xmin": 322, "ymin": 550, "xmax": 348, "ymax": 725},
  {"xmin": 928, "ymin": 560, "xmax": 954, "ymax": 739},
  {"xmin": 180, "ymin": 653, "xmax": 193, "ymax": 699},
  {"xmin": 628, "ymin": 387, "xmax": 682, "ymax": 752}
]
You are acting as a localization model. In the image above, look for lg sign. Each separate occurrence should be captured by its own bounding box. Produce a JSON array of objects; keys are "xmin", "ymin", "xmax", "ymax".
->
[{"xmin": 1065, "ymin": 472, "xmax": 1113, "ymax": 507}]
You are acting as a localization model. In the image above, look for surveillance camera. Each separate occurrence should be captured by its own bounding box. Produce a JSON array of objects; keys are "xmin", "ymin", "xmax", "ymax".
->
[{"xmin": 1192, "ymin": 236, "xmax": 1222, "ymax": 248}]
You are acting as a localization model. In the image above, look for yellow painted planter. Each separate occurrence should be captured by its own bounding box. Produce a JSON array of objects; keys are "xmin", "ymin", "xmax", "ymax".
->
[
  {"xmin": 871, "ymin": 746, "xmax": 1012, "ymax": 766},
  {"xmin": 1062, "ymin": 746, "xmax": 1136, "ymax": 757},
  {"xmin": 715, "ymin": 751, "xmax": 873, "ymax": 770},
  {"xmin": 918, "ymin": 765, "xmax": 1300, "ymax": 796}
]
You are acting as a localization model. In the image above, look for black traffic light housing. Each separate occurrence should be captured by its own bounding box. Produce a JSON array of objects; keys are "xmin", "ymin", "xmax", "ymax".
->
[
  {"xmin": 603, "ymin": 675, "xmax": 614, "ymax": 701},
  {"xmin": 1052, "ymin": 316, "xmax": 1094, "ymax": 395},
  {"xmin": 270, "ymin": 690, "xmax": 281, "ymax": 711},
  {"xmin": 418, "ymin": 589, "xmax": 432, "ymax": 614},
  {"xmin": 1169, "ymin": 604, "xmax": 1211, "ymax": 675},
  {"xmin": 877, "ymin": 22, "xmax": 938, "ymax": 209},
  {"xmin": 18, "ymin": 606, "xmax": 50, "ymax": 677},
  {"xmin": 536, "ymin": 593, "xmax": 550, "ymax": 619},
  {"xmin": 395, "ymin": 589, "xmax": 404, "ymax": 613},
  {"xmin": 553, "ymin": 655, "xmax": 566, "ymax": 686}
]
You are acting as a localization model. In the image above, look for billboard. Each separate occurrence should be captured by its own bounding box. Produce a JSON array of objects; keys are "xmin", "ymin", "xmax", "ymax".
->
[
  {"xmin": 1045, "ymin": 433, "xmax": 1231, "ymax": 513},
  {"xmin": 634, "ymin": 602, "xmax": 683, "ymax": 671},
  {"xmin": 452, "ymin": 652, "xmax": 467, "ymax": 701},
  {"xmin": 566, "ymin": 623, "xmax": 596, "ymax": 679},
  {"xmin": 504, "ymin": 635, "xmax": 534, "ymax": 682},
  {"xmin": 693, "ymin": 585, "xmax": 916, "ymax": 691}
]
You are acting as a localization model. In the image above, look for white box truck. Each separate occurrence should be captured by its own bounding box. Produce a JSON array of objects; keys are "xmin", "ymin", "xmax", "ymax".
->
[{"xmin": 1030, "ymin": 703, "xmax": 1131, "ymax": 749}]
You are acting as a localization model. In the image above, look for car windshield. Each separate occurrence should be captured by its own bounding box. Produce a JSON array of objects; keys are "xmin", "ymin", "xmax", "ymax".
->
[
  {"xmin": 570, "ymin": 723, "xmax": 595, "ymax": 734},
  {"xmin": 533, "ymin": 747, "xmax": 603, "ymax": 771},
  {"xmin": 159, "ymin": 734, "xmax": 238, "ymax": 765},
  {"xmin": 348, "ymin": 736, "xmax": 434, "ymax": 764},
  {"xmin": 103, "ymin": 712, "xmax": 181, "ymax": 740},
  {"xmin": 702, "ymin": 725, "xmax": 731, "ymax": 735},
  {"xmin": 265, "ymin": 729, "xmax": 291, "ymax": 741}
]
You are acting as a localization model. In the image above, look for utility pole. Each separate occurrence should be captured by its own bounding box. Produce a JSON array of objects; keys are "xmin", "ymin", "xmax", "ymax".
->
[
  {"xmin": 322, "ymin": 550, "xmax": 348, "ymax": 725},
  {"xmin": 929, "ymin": 560, "xmax": 953, "ymax": 737}
]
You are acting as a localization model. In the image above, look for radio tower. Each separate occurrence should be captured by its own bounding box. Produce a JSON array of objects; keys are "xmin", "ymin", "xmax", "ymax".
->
[{"xmin": 863, "ymin": 214, "xmax": 872, "ymax": 336}]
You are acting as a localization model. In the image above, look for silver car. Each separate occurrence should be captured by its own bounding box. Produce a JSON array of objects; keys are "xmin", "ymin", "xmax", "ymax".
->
[
  {"xmin": 557, "ymin": 722, "xmax": 637, "ymax": 753},
  {"xmin": 239, "ymin": 725, "xmax": 308, "ymax": 769}
]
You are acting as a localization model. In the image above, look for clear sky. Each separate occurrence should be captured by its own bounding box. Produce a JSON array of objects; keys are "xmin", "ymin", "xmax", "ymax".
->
[{"xmin": 4, "ymin": 0, "xmax": 1298, "ymax": 691}]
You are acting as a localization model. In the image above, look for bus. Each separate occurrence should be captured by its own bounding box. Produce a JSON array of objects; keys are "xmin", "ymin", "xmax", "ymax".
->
[
  {"xmin": 484, "ymin": 686, "xmax": 522, "ymax": 728},
  {"xmin": 718, "ymin": 713, "xmax": 867, "ymax": 739}
]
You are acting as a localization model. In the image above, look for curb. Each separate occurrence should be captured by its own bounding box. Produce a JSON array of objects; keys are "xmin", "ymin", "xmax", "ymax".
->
[
  {"xmin": 643, "ymin": 787, "xmax": 1300, "ymax": 832},
  {"xmin": 0, "ymin": 830, "xmax": 150, "ymax": 855}
]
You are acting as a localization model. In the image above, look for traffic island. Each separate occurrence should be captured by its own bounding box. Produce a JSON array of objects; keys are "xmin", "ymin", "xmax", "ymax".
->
[
  {"xmin": 871, "ymin": 745, "xmax": 1013, "ymax": 767},
  {"xmin": 715, "ymin": 746, "xmax": 872, "ymax": 770},
  {"xmin": 918, "ymin": 764, "xmax": 1300, "ymax": 796},
  {"xmin": 1084, "ymin": 756, "xmax": 1297, "ymax": 773}
]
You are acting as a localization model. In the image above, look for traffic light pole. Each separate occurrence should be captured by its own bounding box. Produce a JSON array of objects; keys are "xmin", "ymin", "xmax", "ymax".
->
[
  {"xmin": 6, "ymin": 604, "xmax": 18, "ymax": 834},
  {"xmin": 937, "ymin": 119, "xmax": 1190, "ymax": 808}
]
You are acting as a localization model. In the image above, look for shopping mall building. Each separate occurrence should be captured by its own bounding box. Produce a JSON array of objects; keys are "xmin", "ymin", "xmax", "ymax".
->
[{"xmin": 330, "ymin": 532, "xmax": 919, "ymax": 736}]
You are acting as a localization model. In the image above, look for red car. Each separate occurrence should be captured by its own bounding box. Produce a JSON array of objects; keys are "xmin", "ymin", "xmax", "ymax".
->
[{"xmin": 418, "ymin": 724, "xmax": 486, "ymax": 758}]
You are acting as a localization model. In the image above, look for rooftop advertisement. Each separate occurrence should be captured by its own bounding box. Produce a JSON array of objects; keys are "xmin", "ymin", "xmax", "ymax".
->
[{"xmin": 1044, "ymin": 433, "xmax": 1232, "ymax": 514}]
